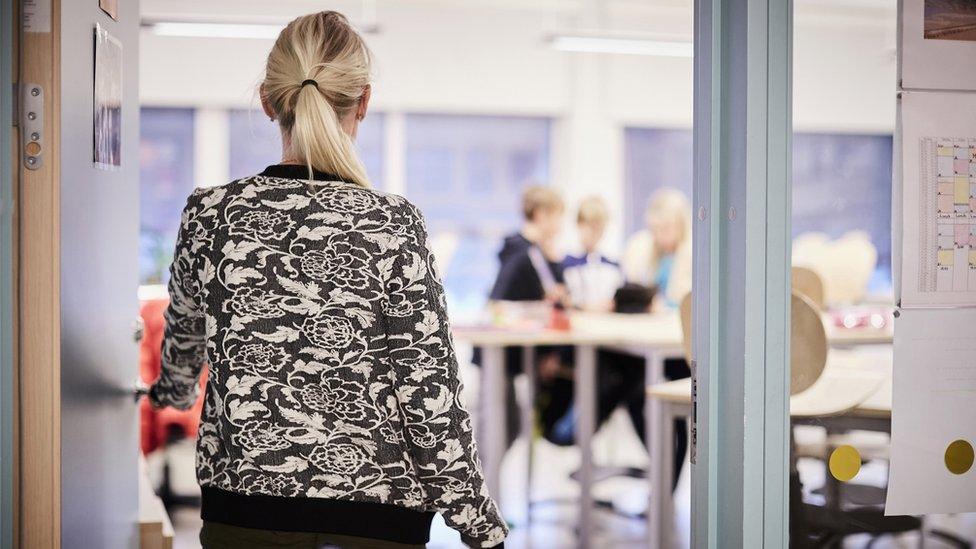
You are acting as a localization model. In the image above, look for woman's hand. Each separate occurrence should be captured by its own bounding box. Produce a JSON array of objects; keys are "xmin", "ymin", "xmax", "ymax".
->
[{"xmin": 147, "ymin": 386, "xmax": 166, "ymax": 410}]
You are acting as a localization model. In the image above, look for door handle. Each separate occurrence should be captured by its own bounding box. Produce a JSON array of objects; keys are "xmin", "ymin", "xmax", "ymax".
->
[
  {"xmin": 133, "ymin": 317, "xmax": 145, "ymax": 343},
  {"xmin": 133, "ymin": 380, "xmax": 149, "ymax": 403}
]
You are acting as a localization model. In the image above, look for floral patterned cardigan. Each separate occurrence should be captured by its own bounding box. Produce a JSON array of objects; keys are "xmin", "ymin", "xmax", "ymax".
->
[{"xmin": 150, "ymin": 164, "xmax": 507, "ymax": 547}]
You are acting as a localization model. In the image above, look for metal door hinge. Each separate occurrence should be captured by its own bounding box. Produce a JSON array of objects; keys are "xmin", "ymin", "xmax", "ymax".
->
[{"xmin": 20, "ymin": 83, "xmax": 43, "ymax": 170}]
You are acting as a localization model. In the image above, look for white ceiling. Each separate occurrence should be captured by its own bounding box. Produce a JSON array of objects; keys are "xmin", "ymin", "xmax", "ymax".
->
[{"xmin": 141, "ymin": 0, "xmax": 896, "ymax": 30}]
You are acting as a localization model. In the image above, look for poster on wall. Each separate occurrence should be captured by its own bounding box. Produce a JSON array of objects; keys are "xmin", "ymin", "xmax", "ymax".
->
[
  {"xmin": 22, "ymin": 0, "xmax": 51, "ymax": 32},
  {"xmin": 886, "ymin": 308, "xmax": 976, "ymax": 515},
  {"xmin": 900, "ymin": 0, "xmax": 976, "ymax": 90},
  {"xmin": 93, "ymin": 24, "xmax": 122, "ymax": 170},
  {"xmin": 99, "ymin": 0, "xmax": 119, "ymax": 21},
  {"xmin": 896, "ymin": 91, "xmax": 976, "ymax": 308}
]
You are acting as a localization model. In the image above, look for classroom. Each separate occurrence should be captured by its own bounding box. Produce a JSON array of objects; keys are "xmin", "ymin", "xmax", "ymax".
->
[{"xmin": 1, "ymin": 0, "xmax": 975, "ymax": 548}]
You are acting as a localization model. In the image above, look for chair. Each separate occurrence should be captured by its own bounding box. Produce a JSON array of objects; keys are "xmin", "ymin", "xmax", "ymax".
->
[
  {"xmin": 677, "ymin": 292, "xmax": 922, "ymax": 547},
  {"xmin": 680, "ymin": 291, "xmax": 837, "ymax": 399},
  {"xmin": 792, "ymin": 266, "xmax": 825, "ymax": 310}
]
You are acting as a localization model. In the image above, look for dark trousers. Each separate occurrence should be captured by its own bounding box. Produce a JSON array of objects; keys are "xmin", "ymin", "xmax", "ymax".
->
[
  {"xmin": 589, "ymin": 352, "xmax": 690, "ymax": 491},
  {"xmin": 476, "ymin": 346, "xmax": 690, "ymax": 491},
  {"xmin": 200, "ymin": 522, "xmax": 427, "ymax": 549}
]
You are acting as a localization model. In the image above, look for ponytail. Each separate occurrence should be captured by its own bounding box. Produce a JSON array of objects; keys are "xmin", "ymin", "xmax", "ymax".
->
[{"xmin": 262, "ymin": 12, "xmax": 373, "ymax": 187}]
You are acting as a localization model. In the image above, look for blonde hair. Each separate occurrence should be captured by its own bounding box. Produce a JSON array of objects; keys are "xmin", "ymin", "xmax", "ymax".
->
[
  {"xmin": 262, "ymin": 12, "xmax": 372, "ymax": 186},
  {"xmin": 521, "ymin": 185, "xmax": 564, "ymax": 221},
  {"xmin": 577, "ymin": 196, "xmax": 610, "ymax": 225},
  {"xmin": 645, "ymin": 188, "xmax": 691, "ymax": 252},
  {"xmin": 622, "ymin": 187, "xmax": 693, "ymax": 302}
]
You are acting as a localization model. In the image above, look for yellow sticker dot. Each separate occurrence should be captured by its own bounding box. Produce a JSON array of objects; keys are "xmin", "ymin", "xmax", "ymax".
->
[
  {"xmin": 829, "ymin": 445, "xmax": 861, "ymax": 482},
  {"xmin": 945, "ymin": 439, "xmax": 974, "ymax": 475}
]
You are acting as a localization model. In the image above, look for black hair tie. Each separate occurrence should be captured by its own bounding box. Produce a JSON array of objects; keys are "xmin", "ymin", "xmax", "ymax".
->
[{"xmin": 300, "ymin": 79, "xmax": 318, "ymax": 89}]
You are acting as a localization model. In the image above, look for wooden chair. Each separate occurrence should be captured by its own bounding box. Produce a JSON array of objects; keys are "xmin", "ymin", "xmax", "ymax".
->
[
  {"xmin": 677, "ymin": 292, "xmax": 920, "ymax": 546},
  {"xmin": 792, "ymin": 266, "xmax": 826, "ymax": 310},
  {"xmin": 680, "ymin": 292, "xmax": 836, "ymax": 400},
  {"xmin": 678, "ymin": 293, "xmax": 692, "ymax": 364},
  {"xmin": 679, "ymin": 291, "xmax": 882, "ymax": 406}
]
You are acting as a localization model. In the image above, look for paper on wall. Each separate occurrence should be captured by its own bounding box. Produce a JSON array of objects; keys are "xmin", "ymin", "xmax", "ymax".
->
[
  {"xmin": 22, "ymin": 0, "xmax": 51, "ymax": 33},
  {"xmin": 886, "ymin": 308, "xmax": 976, "ymax": 515},
  {"xmin": 897, "ymin": 91, "xmax": 976, "ymax": 308},
  {"xmin": 900, "ymin": 0, "xmax": 976, "ymax": 91}
]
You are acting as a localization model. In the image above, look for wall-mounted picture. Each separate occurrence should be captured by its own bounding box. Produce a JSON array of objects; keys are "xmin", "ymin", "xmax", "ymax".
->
[
  {"xmin": 924, "ymin": 0, "xmax": 976, "ymax": 41},
  {"xmin": 901, "ymin": 0, "xmax": 976, "ymax": 90},
  {"xmin": 94, "ymin": 24, "xmax": 123, "ymax": 170}
]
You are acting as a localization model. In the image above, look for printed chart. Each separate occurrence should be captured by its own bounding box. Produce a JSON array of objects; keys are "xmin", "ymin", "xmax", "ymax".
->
[
  {"xmin": 897, "ymin": 91, "xmax": 976, "ymax": 307},
  {"xmin": 918, "ymin": 137, "xmax": 976, "ymax": 294}
]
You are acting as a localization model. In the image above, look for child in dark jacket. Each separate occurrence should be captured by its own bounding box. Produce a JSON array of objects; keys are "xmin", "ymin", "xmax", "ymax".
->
[{"xmin": 477, "ymin": 186, "xmax": 574, "ymax": 447}]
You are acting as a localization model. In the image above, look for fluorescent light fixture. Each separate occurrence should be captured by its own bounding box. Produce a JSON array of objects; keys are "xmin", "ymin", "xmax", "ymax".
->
[
  {"xmin": 549, "ymin": 35, "xmax": 693, "ymax": 58},
  {"xmin": 144, "ymin": 19, "xmax": 381, "ymax": 40},
  {"xmin": 148, "ymin": 21, "xmax": 286, "ymax": 39}
]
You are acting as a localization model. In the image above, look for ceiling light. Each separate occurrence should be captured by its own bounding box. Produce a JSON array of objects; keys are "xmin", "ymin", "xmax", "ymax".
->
[
  {"xmin": 147, "ymin": 22, "xmax": 285, "ymax": 39},
  {"xmin": 144, "ymin": 21, "xmax": 380, "ymax": 40}
]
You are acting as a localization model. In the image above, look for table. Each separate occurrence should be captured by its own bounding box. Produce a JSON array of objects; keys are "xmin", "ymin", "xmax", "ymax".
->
[
  {"xmin": 453, "ymin": 312, "xmax": 687, "ymax": 545},
  {"xmin": 452, "ymin": 311, "xmax": 893, "ymax": 548},
  {"xmin": 646, "ymin": 359, "xmax": 892, "ymax": 548}
]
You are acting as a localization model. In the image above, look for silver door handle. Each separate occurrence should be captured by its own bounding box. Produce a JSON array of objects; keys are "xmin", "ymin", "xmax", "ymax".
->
[
  {"xmin": 133, "ymin": 317, "xmax": 145, "ymax": 343},
  {"xmin": 134, "ymin": 380, "xmax": 150, "ymax": 403}
]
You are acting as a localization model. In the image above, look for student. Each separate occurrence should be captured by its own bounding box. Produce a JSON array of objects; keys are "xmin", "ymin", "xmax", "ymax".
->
[
  {"xmin": 482, "ymin": 185, "xmax": 573, "ymax": 446},
  {"xmin": 621, "ymin": 188, "xmax": 693, "ymax": 310},
  {"xmin": 489, "ymin": 185, "xmax": 567, "ymax": 304},
  {"xmin": 562, "ymin": 196, "xmax": 625, "ymax": 312},
  {"xmin": 550, "ymin": 197, "xmax": 645, "ymax": 448},
  {"xmin": 148, "ymin": 12, "xmax": 506, "ymax": 548}
]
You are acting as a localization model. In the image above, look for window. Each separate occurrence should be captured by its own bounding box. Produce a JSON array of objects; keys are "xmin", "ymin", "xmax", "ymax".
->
[
  {"xmin": 404, "ymin": 114, "xmax": 551, "ymax": 316},
  {"xmin": 624, "ymin": 128, "xmax": 893, "ymax": 289},
  {"xmin": 228, "ymin": 109, "xmax": 385, "ymax": 184},
  {"xmin": 792, "ymin": 133, "xmax": 893, "ymax": 285},
  {"xmin": 623, "ymin": 128, "xmax": 693, "ymax": 238},
  {"xmin": 139, "ymin": 107, "xmax": 195, "ymax": 284}
]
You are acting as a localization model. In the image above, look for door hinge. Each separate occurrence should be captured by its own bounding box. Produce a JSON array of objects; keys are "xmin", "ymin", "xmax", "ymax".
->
[
  {"xmin": 11, "ymin": 83, "xmax": 18, "ymax": 126},
  {"xmin": 20, "ymin": 83, "xmax": 43, "ymax": 169}
]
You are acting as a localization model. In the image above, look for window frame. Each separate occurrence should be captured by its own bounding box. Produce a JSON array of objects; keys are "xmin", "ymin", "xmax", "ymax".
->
[{"xmin": 691, "ymin": 0, "xmax": 793, "ymax": 544}]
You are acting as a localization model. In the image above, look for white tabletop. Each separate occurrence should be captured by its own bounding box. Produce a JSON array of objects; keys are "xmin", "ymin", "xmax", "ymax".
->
[{"xmin": 452, "ymin": 310, "xmax": 893, "ymax": 349}]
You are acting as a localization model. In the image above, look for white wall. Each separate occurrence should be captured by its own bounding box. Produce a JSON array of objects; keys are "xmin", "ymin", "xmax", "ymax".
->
[{"xmin": 139, "ymin": 0, "xmax": 897, "ymax": 252}]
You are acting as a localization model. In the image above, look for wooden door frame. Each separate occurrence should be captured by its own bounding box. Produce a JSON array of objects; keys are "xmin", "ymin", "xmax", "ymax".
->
[{"xmin": 14, "ymin": 0, "xmax": 63, "ymax": 546}]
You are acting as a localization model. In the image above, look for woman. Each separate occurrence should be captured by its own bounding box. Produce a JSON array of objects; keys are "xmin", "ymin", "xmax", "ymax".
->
[
  {"xmin": 621, "ymin": 188, "xmax": 693, "ymax": 310},
  {"xmin": 149, "ymin": 12, "xmax": 507, "ymax": 549}
]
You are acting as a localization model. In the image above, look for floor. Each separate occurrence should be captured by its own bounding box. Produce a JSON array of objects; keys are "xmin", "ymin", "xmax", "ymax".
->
[{"xmin": 159, "ymin": 350, "xmax": 976, "ymax": 549}]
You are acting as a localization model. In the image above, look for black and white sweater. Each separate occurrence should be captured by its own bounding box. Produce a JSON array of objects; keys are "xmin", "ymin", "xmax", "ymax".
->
[{"xmin": 150, "ymin": 164, "xmax": 508, "ymax": 547}]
